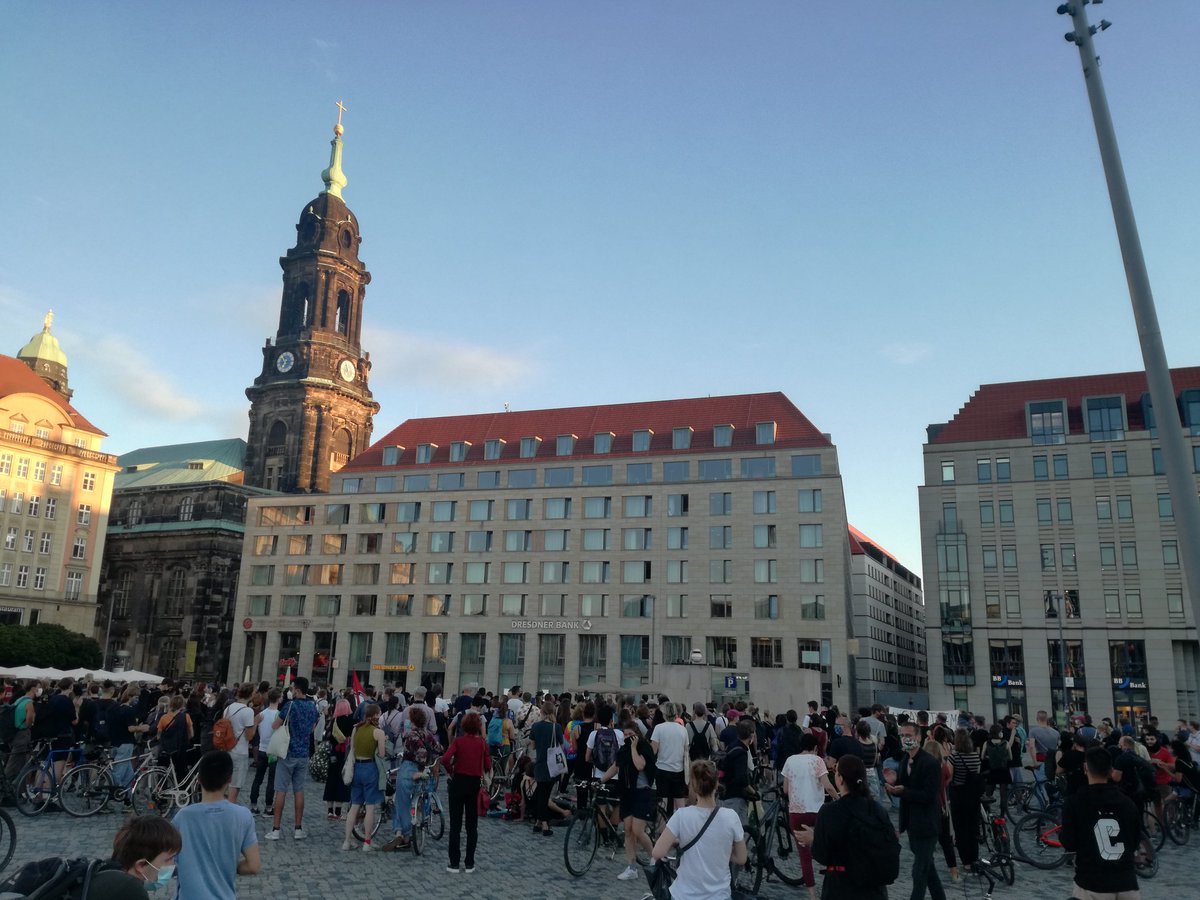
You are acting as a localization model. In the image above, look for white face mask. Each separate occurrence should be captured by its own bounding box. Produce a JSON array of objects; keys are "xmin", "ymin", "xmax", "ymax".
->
[{"xmin": 901, "ymin": 736, "xmax": 919, "ymax": 751}]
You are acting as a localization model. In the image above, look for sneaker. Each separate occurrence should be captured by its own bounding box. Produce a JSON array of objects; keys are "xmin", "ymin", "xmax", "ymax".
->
[
  {"xmin": 362, "ymin": 842, "xmax": 375, "ymax": 852},
  {"xmin": 340, "ymin": 841, "xmax": 353, "ymax": 851},
  {"xmin": 617, "ymin": 865, "xmax": 639, "ymax": 881},
  {"xmin": 381, "ymin": 834, "xmax": 409, "ymax": 852},
  {"xmin": 294, "ymin": 829, "xmax": 307, "ymax": 840},
  {"xmin": 250, "ymin": 806, "xmax": 261, "ymax": 815},
  {"xmin": 263, "ymin": 808, "xmax": 274, "ymax": 817},
  {"xmin": 463, "ymin": 866, "xmax": 475, "ymax": 874},
  {"xmin": 446, "ymin": 866, "xmax": 461, "ymax": 874},
  {"xmin": 265, "ymin": 830, "xmax": 281, "ymax": 841}
]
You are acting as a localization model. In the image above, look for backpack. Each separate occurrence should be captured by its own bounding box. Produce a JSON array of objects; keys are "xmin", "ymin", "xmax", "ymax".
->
[
  {"xmin": 0, "ymin": 856, "xmax": 120, "ymax": 899},
  {"xmin": 0, "ymin": 701, "xmax": 20, "ymax": 745},
  {"xmin": 211, "ymin": 703, "xmax": 243, "ymax": 752},
  {"xmin": 985, "ymin": 740, "xmax": 1010, "ymax": 774},
  {"xmin": 843, "ymin": 803, "xmax": 901, "ymax": 889},
  {"xmin": 592, "ymin": 728, "xmax": 619, "ymax": 772},
  {"xmin": 688, "ymin": 720, "xmax": 712, "ymax": 761},
  {"xmin": 29, "ymin": 697, "xmax": 55, "ymax": 740},
  {"xmin": 90, "ymin": 699, "xmax": 113, "ymax": 744},
  {"xmin": 158, "ymin": 711, "xmax": 188, "ymax": 756},
  {"xmin": 486, "ymin": 714, "xmax": 504, "ymax": 747}
]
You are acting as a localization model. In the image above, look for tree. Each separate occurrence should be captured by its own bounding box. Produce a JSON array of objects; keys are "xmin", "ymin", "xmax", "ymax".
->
[{"xmin": 0, "ymin": 623, "xmax": 102, "ymax": 669}]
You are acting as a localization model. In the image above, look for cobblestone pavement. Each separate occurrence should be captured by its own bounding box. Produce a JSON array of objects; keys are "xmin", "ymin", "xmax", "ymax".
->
[{"xmin": 0, "ymin": 794, "xmax": 1193, "ymax": 898}]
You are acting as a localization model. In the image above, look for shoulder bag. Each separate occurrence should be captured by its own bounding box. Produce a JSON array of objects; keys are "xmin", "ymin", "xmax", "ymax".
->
[
  {"xmin": 266, "ymin": 702, "xmax": 293, "ymax": 762},
  {"xmin": 546, "ymin": 723, "xmax": 569, "ymax": 779},
  {"xmin": 341, "ymin": 726, "xmax": 357, "ymax": 786},
  {"xmin": 644, "ymin": 805, "xmax": 720, "ymax": 900}
]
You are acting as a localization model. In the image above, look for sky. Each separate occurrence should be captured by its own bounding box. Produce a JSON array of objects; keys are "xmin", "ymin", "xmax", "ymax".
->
[{"xmin": 3, "ymin": 3, "xmax": 1199, "ymax": 576}]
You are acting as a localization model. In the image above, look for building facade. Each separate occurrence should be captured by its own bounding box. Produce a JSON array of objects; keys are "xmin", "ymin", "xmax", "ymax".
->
[
  {"xmin": 0, "ymin": 317, "xmax": 119, "ymax": 634},
  {"xmin": 920, "ymin": 368, "xmax": 1200, "ymax": 726},
  {"xmin": 243, "ymin": 119, "xmax": 379, "ymax": 495},
  {"xmin": 847, "ymin": 525, "xmax": 927, "ymax": 710},
  {"xmin": 99, "ymin": 439, "xmax": 275, "ymax": 681},
  {"xmin": 229, "ymin": 392, "xmax": 857, "ymax": 709}
]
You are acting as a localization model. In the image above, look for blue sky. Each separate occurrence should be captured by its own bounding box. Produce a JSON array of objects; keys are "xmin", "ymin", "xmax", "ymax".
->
[{"xmin": 3, "ymin": 3, "xmax": 1198, "ymax": 574}]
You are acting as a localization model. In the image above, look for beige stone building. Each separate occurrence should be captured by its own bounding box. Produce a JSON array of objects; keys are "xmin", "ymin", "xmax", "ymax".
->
[
  {"xmin": 0, "ymin": 317, "xmax": 119, "ymax": 634},
  {"xmin": 920, "ymin": 368, "xmax": 1200, "ymax": 725},
  {"xmin": 229, "ymin": 392, "xmax": 858, "ymax": 709}
]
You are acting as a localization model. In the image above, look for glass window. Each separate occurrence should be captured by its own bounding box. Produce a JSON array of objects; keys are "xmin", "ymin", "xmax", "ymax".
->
[
  {"xmin": 979, "ymin": 501, "xmax": 994, "ymax": 525},
  {"xmin": 940, "ymin": 460, "xmax": 955, "ymax": 483},
  {"xmin": 667, "ymin": 526, "xmax": 688, "ymax": 549},
  {"xmin": 623, "ymin": 527, "xmax": 651, "ymax": 550},
  {"xmin": 1053, "ymin": 454, "xmax": 1069, "ymax": 479},
  {"xmin": 543, "ymin": 529, "xmax": 568, "ymax": 551},
  {"xmin": 483, "ymin": 439, "xmax": 504, "ymax": 460},
  {"xmin": 667, "ymin": 596, "xmax": 688, "ymax": 619},
  {"xmin": 799, "ymin": 559, "xmax": 824, "ymax": 583},
  {"xmin": 1100, "ymin": 543, "xmax": 1116, "ymax": 567},
  {"xmin": 626, "ymin": 463, "xmax": 652, "ymax": 484},
  {"xmin": 753, "ymin": 559, "xmax": 777, "ymax": 583},
  {"xmin": 698, "ymin": 459, "xmax": 732, "ymax": 481},
  {"xmin": 416, "ymin": 444, "xmax": 434, "ymax": 464},
  {"xmin": 1112, "ymin": 451, "xmax": 1127, "ymax": 475},
  {"xmin": 556, "ymin": 434, "xmax": 576, "ymax": 456},
  {"xmin": 1126, "ymin": 591, "xmax": 1142, "ymax": 616},
  {"xmin": 432, "ymin": 500, "xmax": 456, "ymax": 522},
  {"xmin": 622, "ymin": 593, "xmax": 654, "ymax": 618},
  {"xmin": 469, "ymin": 499, "xmax": 493, "ymax": 521},
  {"xmin": 520, "ymin": 437, "xmax": 540, "ymax": 458},
  {"xmin": 1092, "ymin": 453, "xmax": 1107, "ymax": 477},
  {"xmin": 1086, "ymin": 396, "xmax": 1125, "ymax": 441},
  {"xmin": 662, "ymin": 461, "xmax": 689, "ymax": 482},
  {"xmin": 501, "ymin": 594, "xmax": 525, "ymax": 616},
  {"xmin": 709, "ymin": 526, "xmax": 732, "ymax": 550},
  {"xmin": 1002, "ymin": 545, "xmax": 1017, "ymax": 569},
  {"xmin": 1163, "ymin": 540, "xmax": 1179, "ymax": 566},
  {"xmin": 1057, "ymin": 498, "xmax": 1073, "ymax": 523},
  {"xmin": 580, "ymin": 594, "xmax": 608, "ymax": 616},
  {"xmin": 382, "ymin": 447, "xmax": 400, "ymax": 466},
  {"xmin": 477, "ymin": 470, "xmax": 500, "ymax": 489},
  {"xmin": 1041, "ymin": 544, "xmax": 1056, "ymax": 570},
  {"xmin": 755, "ymin": 422, "xmax": 777, "ymax": 445},
  {"xmin": 583, "ymin": 496, "xmax": 611, "ymax": 518},
  {"xmin": 1159, "ymin": 494, "xmax": 1173, "ymax": 519},
  {"xmin": 792, "ymin": 455, "xmax": 822, "ymax": 477},
  {"xmin": 1062, "ymin": 543, "xmax": 1076, "ymax": 570},
  {"xmin": 753, "ymin": 524, "xmax": 776, "ymax": 549},
  {"xmin": 667, "ymin": 494, "xmax": 689, "ymax": 517},
  {"xmin": 1153, "ymin": 447, "xmax": 1164, "ymax": 475},
  {"xmin": 985, "ymin": 593, "xmax": 1000, "ymax": 619},
  {"xmin": 1121, "ymin": 542, "xmax": 1138, "ymax": 567},
  {"xmin": 541, "ymin": 561, "xmax": 569, "ymax": 584},
  {"xmin": 1036, "ymin": 499, "xmax": 1052, "ymax": 524},
  {"xmin": 436, "ymin": 473, "xmax": 463, "ymax": 491},
  {"xmin": 393, "ymin": 532, "xmax": 416, "ymax": 554},
  {"xmin": 996, "ymin": 457, "xmax": 1011, "ymax": 482},
  {"xmin": 581, "ymin": 561, "xmax": 610, "ymax": 583},
  {"xmin": 404, "ymin": 474, "xmax": 430, "ymax": 492},
  {"xmin": 427, "ymin": 563, "xmax": 452, "ymax": 584},
  {"xmin": 999, "ymin": 500, "xmax": 1014, "ymax": 524},
  {"xmin": 429, "ymin": 531, "xmax": 454, "ymax": 553},
  {"xmin": 541, "ymin": 594, "xmax": 565, "ymax": 616},
  {"xmin": 672, "ymin": 427, "xmax": 693, "ymax": 450},
  {"xmin": 709, "ymin": 492, "xmax": 732, "ymax": 516},
  {"xmin": 593, "ymin": 432, "xmax": 614, "ymax": 454},
  {"xmin": 466, "ymin": 530, "xmax": 492, "ymax": 552},
  {"xmin": 943, "ymin": 503, "xmax": 958, "ymax": 531},
  {"xmin": 798, "ymin": 489, "xmax": 821, "ymax": 513},
  {"xmin": 390, "ymin": 563, "xmax": 415, "ymax": 584},
  {"xmin": 506, "ymin": 498, "xmax": 532, "ymax": 520},
  {"xmin": 1105, "ymin": 591, "xmax": 1120, "ymax": 616},
  {"xmin": 977, "ymin": 459, "xmax": 992, "ymax": 483},
  {"xmin": 982, "ymin": 546, "xmax": 997, "ymax": 570},
  {"xmin": 622, "ymin": 562, "xmax": 651, "ymax": 584},
  {"xmin": 504, "ymin": 530, "xmax": 531, "ymax": 552},
  {"xmin": 449, "ymin": 441, "xmax": 470, "ymax": 462},
  {"xmin": 1116, "ymin": 496, "xmax": 1133, "ymax": 520},
  {"xmin": 582, "ymin": 528, "xmax": 610, "ymax": 551},
  {"xmin": 545, "ymin": 467, "xmax": 574, "ymax": 487},
  {"xmin": 799, "ymin": 524, "xmax": 823, "ymax": 548},
  {"xmin": 741, "ymin": 457, "xmax": 775, "ymax": 479},
  {"xmin": 1168, "ymin": 590, "xmax": 1185, "ymax": 615},
  {"xmin": 710, "ymin": 595, "xmax": 732, "ymax": 618},
  {"xmin": 709, "ymin": 560, "xmax": 732, "ymax": 583},
  {"xmin": 632, "ymin": 430, "xmax": 652, "ymax": 452},
  {"xmin": 424, "ymin": 594, "xmax": 450, "ymax": 616},
  {"xmin": 713, "ymin": 425, "xmax": 733, "ymax": 447},
  {"xmin": 397, "ymin": 502, "xmax": 421, "ymax": 523},
  {"xmin": 754, "ymin": 595, "xmax": 779, "ymax": 620},
  {"xmin": 1033, "ymin": 456, "xmax": 1049, "ymax": 480},
  {"xmin": 502, "ymin": 562, "xmax": 528, "ymax": 584},
  {"xmin": 1005, "ymin": 593, "xmax": 1020, "ymax": 616},
  {"xmin": 545, "ymin": 497, "xmax": 571, "ymax": 519},
  {"xmin": 1029, "ymin": 400, "xmax": 1066, "ymax": 444},
  {"xmin": 506, "ymin": 469, "xmax": 535, "ymax": 489},
  {"xmin": 1096, "ymin": 497, "xmax": 1112, "ymax": 520},
  {"xmin": 752, "ymin": 491, "xmax": 776, "ymax": 514},
  {"xmin": 623, "ymin": 495, "xmax": 652, "ymax": 517},
  {"xmin": 667, "ymin": 560, "xmax": 688, "ymax": 583},
  {"xmin": 582, "ymin": 465, "xmax": 612, "ymax": 486},
  {"xmin": 801, "ymin": 595, "xmax": 825, "ymax": 620}
]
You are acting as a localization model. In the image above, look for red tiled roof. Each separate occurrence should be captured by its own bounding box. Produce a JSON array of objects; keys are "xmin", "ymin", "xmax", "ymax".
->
[
  {"xmin": 929, "ymin": 366, "xmax": 1200, "ymax": 446},
  {"xmin": 0, "ymin": 355, "xmax": 106, "ymax": 436},
  {"xmin": 848, "ymin": 524, "xmax": 901, "ymax": 563},
  {"xmin": 346, "ymin": 391, "xmax": 831, "ymax": 471}
]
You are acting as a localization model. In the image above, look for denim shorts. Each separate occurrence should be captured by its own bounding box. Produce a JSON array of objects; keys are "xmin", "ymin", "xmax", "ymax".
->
[
  {"xmin": 351, "ymin": 760, "xmax": 383, "ymax": 806},
  {"xmin": 274, "ymin": 756, "xmax": 307, "ymax": 794}
]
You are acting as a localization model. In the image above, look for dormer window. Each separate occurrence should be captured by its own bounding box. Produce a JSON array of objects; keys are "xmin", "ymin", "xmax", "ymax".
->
[
  {"xmin": 713, "ymin": 424, "xmax": 734, "ymax": 447},
  {"xmin": 593, "ymin": 432, "xmax": 614, "ymax": 454},
  {"xmin": 755, "ymin": 422, "xmax": 777, "ymax": 445},
  {"xmin": 382, "ymin": 446, "xmax": 403, "ymax": 466},
  {"xmin": 1028, "ymin": 400, "xmax": 1066, "ymax": 445},
  {"xmin": 672, "ymin": 427, "xmax": 693, "ymax": 450},
  {"xmin": 450, "ymin": 441, "xmax": 471, "ymax": 463},
  {"xmin": 632, "ymin": 430, "xmax": 653, "ymax": 452},
  {"xmin": 484, "ymin": 439, "xmax": 505, "ymax": 461},
  {"xmin": 556, "ymin": 434, "xmax": 576, "ymax": 457},
  {"xmin": 520, "ymin": 437, "xmax": 541, "ymax": 458},
  {"xmin": 416, "ymin": 443, "xmax": 436, "ymax": 464},
  {"xmin": 1085, "ymin": 396, "xmax": 1125, "ymax": 442}
]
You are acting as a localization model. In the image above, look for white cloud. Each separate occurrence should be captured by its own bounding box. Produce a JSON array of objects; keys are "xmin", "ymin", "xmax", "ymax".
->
[
  {"xmin": 362, "ymin": 326, "xmax": 537, "ymax": 391},
  {"xmin": 881, "ymin": 342, "xmax": 932, "ymax": 366}
]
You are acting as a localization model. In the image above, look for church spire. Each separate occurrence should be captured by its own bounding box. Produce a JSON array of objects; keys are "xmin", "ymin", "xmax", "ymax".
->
[{"xmin": 320, "ymin": 100, "xmax": 349, "ymax": 199}]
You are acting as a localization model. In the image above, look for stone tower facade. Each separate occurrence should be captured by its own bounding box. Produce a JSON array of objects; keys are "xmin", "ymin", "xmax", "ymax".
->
[{"xmin": 244, "ymin": 119, "xmax": 379, "ymax": 493}]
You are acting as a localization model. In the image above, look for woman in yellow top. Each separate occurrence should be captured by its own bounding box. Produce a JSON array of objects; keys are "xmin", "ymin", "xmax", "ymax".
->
[{"xmin": 342, "ymin": 703, "xmax": 386, "ymax": 850}]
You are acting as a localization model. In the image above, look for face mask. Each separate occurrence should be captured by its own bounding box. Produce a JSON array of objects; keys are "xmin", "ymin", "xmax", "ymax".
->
[
  {"xmin": 901, "ymin": 736, "xmax": 919, "ymax": 751},
  {"xmin": 35, "ymin": 688, "xmax": 43, "ymax": 698},
  {"xmin": 143, "ymin": 862, "xmax": 174, "ymax": 891}
]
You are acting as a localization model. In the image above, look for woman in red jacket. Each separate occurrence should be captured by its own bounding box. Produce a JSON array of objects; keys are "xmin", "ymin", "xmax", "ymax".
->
[{"xmin": 438, "ymin": 710, "xmax": 491, "ymax": 874}]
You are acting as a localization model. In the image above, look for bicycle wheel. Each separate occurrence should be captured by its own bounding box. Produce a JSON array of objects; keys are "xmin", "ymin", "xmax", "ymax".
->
[
  {"xmin": 13, "ymin": 763, "xmax": 50, "ymax": 817},
  {"xmin": 1142, "ymin": 810, "xmax": 1166, "ymax": 852},
  {"xmin": 768, "ymin": 815, "xmax": 805, "ymax": 886},
  {"xmin": 563, "ymin": 812, "xmax": 599, "ymax": 877},
  {"xmin": 131, "ymin": 767, "xmax": 175, "ymax": 817},
  {"xmin": 410, "ymin": 797, "xmax": 425, "ymax": 856},
  {"xmin": 1134, "ymin": 831, "xmax": 1158, "ymax": 879},
  {"xmin": 1013, "ymin": 811, "xmax": 1067, "ymax": 869},
  {"xmin": 59, "ymin": 764, "xmax": 113, "ymax": 817},
  {"xmin": 0, "ymin": 808, "xmax": 15, "ymax": 875},
  {"xmin": 1164, "ymin": 798, "xmax": 1190, "ymax": 846},
  {"xmin": 429, "ymin": 792, "xmax": 444, "ymax": 840},
  {"xmin": 731, "ymin": 828, "xmax": 763, "ymax": 895},
  {"xmin": 351, "ymin": 804, "xmax": 384, "ymax": 842}
]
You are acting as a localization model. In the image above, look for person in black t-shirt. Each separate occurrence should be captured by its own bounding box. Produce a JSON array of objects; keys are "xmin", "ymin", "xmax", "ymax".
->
[
  {"xmin": 1055, "ymin": 731, "xmax": 1091, "ymax": 799},
  {"xmin": 1060, "ymin": 747, "xmax": 1141, "ymax": 897}
]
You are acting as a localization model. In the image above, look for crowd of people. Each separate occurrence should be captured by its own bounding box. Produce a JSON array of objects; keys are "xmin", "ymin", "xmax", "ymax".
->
[{"xmin": 2, "ymin": 671, "xmax": 1199, "ymax": 899}]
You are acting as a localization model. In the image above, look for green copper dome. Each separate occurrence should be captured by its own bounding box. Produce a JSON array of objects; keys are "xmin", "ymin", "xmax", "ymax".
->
[{"xmin": 18, "ymin": 311, "xmax": 68, "ymax": 368}]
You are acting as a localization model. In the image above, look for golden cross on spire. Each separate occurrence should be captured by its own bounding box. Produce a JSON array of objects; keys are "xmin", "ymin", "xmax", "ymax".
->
[
  {"xmin": 43, "ymin": 309, "xmax": 53, "ymax": 331},
  {"xmin": 334, "ymin": 100, "xmax": 347, "ymax": 136}
]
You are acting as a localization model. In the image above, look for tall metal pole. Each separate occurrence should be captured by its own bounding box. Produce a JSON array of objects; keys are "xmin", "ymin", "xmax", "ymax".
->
[
  {"xmin": 1062, "ymin": 3, "xmax": 1200, "ymax": 626},
  {"xmin": 1052, "ymin": 592, "xmax": 1068, "ymax": 720}
]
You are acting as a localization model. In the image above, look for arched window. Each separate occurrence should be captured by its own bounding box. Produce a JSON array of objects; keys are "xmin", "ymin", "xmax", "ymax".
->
[
  {"xmin": 335, "ymin": 290, "xmax": 350, "ymax": 335},
  {"xmin": 291, "ymin": 283, "xmax": 311, "ymax": 331},
  {"xmin": 165, "ymin": 569, "xmax": 188, "ymax": 617},
  {"xmin": 179, "ymin": 496, "xmax": 194, "ymax": 522},
  {"xmin": 128, "ymin": 499, "xmax": 143, "ymax": 526},
  {"xmin": 266, "ymin": 421, "xmax": 287, "ymax": 456},
  {"xmin": 113, "ymin": 571, "xmax": 133, "ymax": 617},
  {"xmin": 159, "ymin": 638, "xmax": 178, "ymax": 677},
  {"xmin": 331, "ymin": 428, "xmax": 353, "ymax": 473}
]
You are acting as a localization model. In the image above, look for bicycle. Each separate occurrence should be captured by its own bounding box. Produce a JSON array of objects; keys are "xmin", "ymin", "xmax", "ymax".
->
[
  {"xmin": 58, "ymin": 744, "xmax": 157, "ymax": 818},
  {"xmin": 353, "ymin": 760, "xmax": 444, "ymax": 846},
  {"xmin": 1012, "ymin": 803, "xmax": 1069, "ymax": 869},
  {"xmin": 1163, "ymin": 789, "xmax": 1198, "ymax": 846},
  {"xmin": 129, "ymin": 754, "xmax": 203, "ymax": 817},
  {"xmin": 407, "ymin": 766, "xmax": 445, "ymax": 855},
  {"xmin": 563, "ymin": 778, "xmax": 650, "ymax": 876},
  {"xmin": 730, "ymin": 780, "xmax": 805, "ymax": 894},
  {"xmin": 13, "ymin": 742, "xmax": 83, "ymax": 817},
  {"xmin": 973, "ymin": 796, "xmax": 1015, "ymax": 887}
]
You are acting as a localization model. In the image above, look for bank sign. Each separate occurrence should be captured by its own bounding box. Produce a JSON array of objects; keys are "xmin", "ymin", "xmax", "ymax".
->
[{"xmin": 509, "ymin": 619, "xmax": 593, "ymax": 631}]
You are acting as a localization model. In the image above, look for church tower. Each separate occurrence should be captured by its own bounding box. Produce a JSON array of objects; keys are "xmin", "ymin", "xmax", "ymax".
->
[
  {"xmin": 245, "ymin": 108, "xmax": 379, "ymax": 493},
  {"xmin": 18, "ymin": 311, "xmax": 72, "ymax": 401}
]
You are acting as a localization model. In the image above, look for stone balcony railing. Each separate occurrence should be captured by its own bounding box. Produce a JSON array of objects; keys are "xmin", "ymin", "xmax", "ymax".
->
[{"xmin": 0, "ymin": 429, "xmax": 118, "ymax": 466}]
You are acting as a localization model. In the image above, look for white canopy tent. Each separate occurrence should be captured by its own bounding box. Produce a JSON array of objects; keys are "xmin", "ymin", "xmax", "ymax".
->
[{"xmin": 0, "ymin": 665, "xmax": 162, "ymax": 683}]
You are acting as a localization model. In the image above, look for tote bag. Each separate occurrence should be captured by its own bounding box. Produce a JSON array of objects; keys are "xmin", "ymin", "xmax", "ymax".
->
[{"xmin": 266, "ymin": 704, "xmax": 292, "ymax": 761}]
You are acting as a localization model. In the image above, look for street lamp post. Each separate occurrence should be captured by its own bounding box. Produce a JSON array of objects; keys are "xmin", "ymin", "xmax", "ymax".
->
[{"xmin": 1048, "ymin": 591, "xmax": 1069, "ymax": 720}]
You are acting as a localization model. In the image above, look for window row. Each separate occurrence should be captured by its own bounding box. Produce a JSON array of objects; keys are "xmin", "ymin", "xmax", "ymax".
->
[{"xmin": 0, "ymin": 456, "xmax": 64, "ymax": 485}]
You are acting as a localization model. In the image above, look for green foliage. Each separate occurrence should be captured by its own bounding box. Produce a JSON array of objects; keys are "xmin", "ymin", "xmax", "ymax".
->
[{"xmin": 0, "ymin": 623, "xmax": 102, "ymax": 669}]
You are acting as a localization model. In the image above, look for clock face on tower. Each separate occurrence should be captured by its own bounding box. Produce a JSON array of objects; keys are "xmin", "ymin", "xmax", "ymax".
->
[
  {"xmin": 276, "ymin": 351, "xmax": 295, "ymax": 374},
  {"xmin": 339, "ymin": 359, "xmax": 356, "ymax": 382}
]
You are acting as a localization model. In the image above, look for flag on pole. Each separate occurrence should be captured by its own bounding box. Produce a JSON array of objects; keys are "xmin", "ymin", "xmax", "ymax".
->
[{"xmin": 351, "ymin": 670, "xmax": 365, "ymax": 706}]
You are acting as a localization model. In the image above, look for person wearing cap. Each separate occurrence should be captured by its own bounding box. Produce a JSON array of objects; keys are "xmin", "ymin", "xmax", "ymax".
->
[{"xmin": 406, "ymin": 686, "xmax": 435, "ymax": 733}]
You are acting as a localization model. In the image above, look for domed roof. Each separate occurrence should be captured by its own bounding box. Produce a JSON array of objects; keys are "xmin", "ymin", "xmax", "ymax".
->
[{"xmin": 17, "ymin": 311, "xmax": 67, "ymax": 368}]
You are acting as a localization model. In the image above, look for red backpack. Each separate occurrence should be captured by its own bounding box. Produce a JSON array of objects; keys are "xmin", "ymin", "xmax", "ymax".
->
[{"xmin": 212, "ymin": 703, "xmax": 244, "ymax": 752}]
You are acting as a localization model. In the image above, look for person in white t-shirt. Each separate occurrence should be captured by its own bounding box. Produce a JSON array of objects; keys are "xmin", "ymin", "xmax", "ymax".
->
[
  {"xmin": 781, "ymin": 733, "xmax": 838, "ymax": 898},
  {"xmin": 250, "ymin": 689, "xmax": 280, "ymax": 815},
  {"xmin": 652, "ymin": 759, "xmax": 746, "ymax": 900},
  {"xmin": 224, "ymin": 684, "xmax": 257, "ymax": 805},
  {"xmin": 651, "ymin": 703, "xmax": 689, "ymax": 811},
  {"xmin": 506, "ymin": 686, "xmax": 524, "ymax": 718}
]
